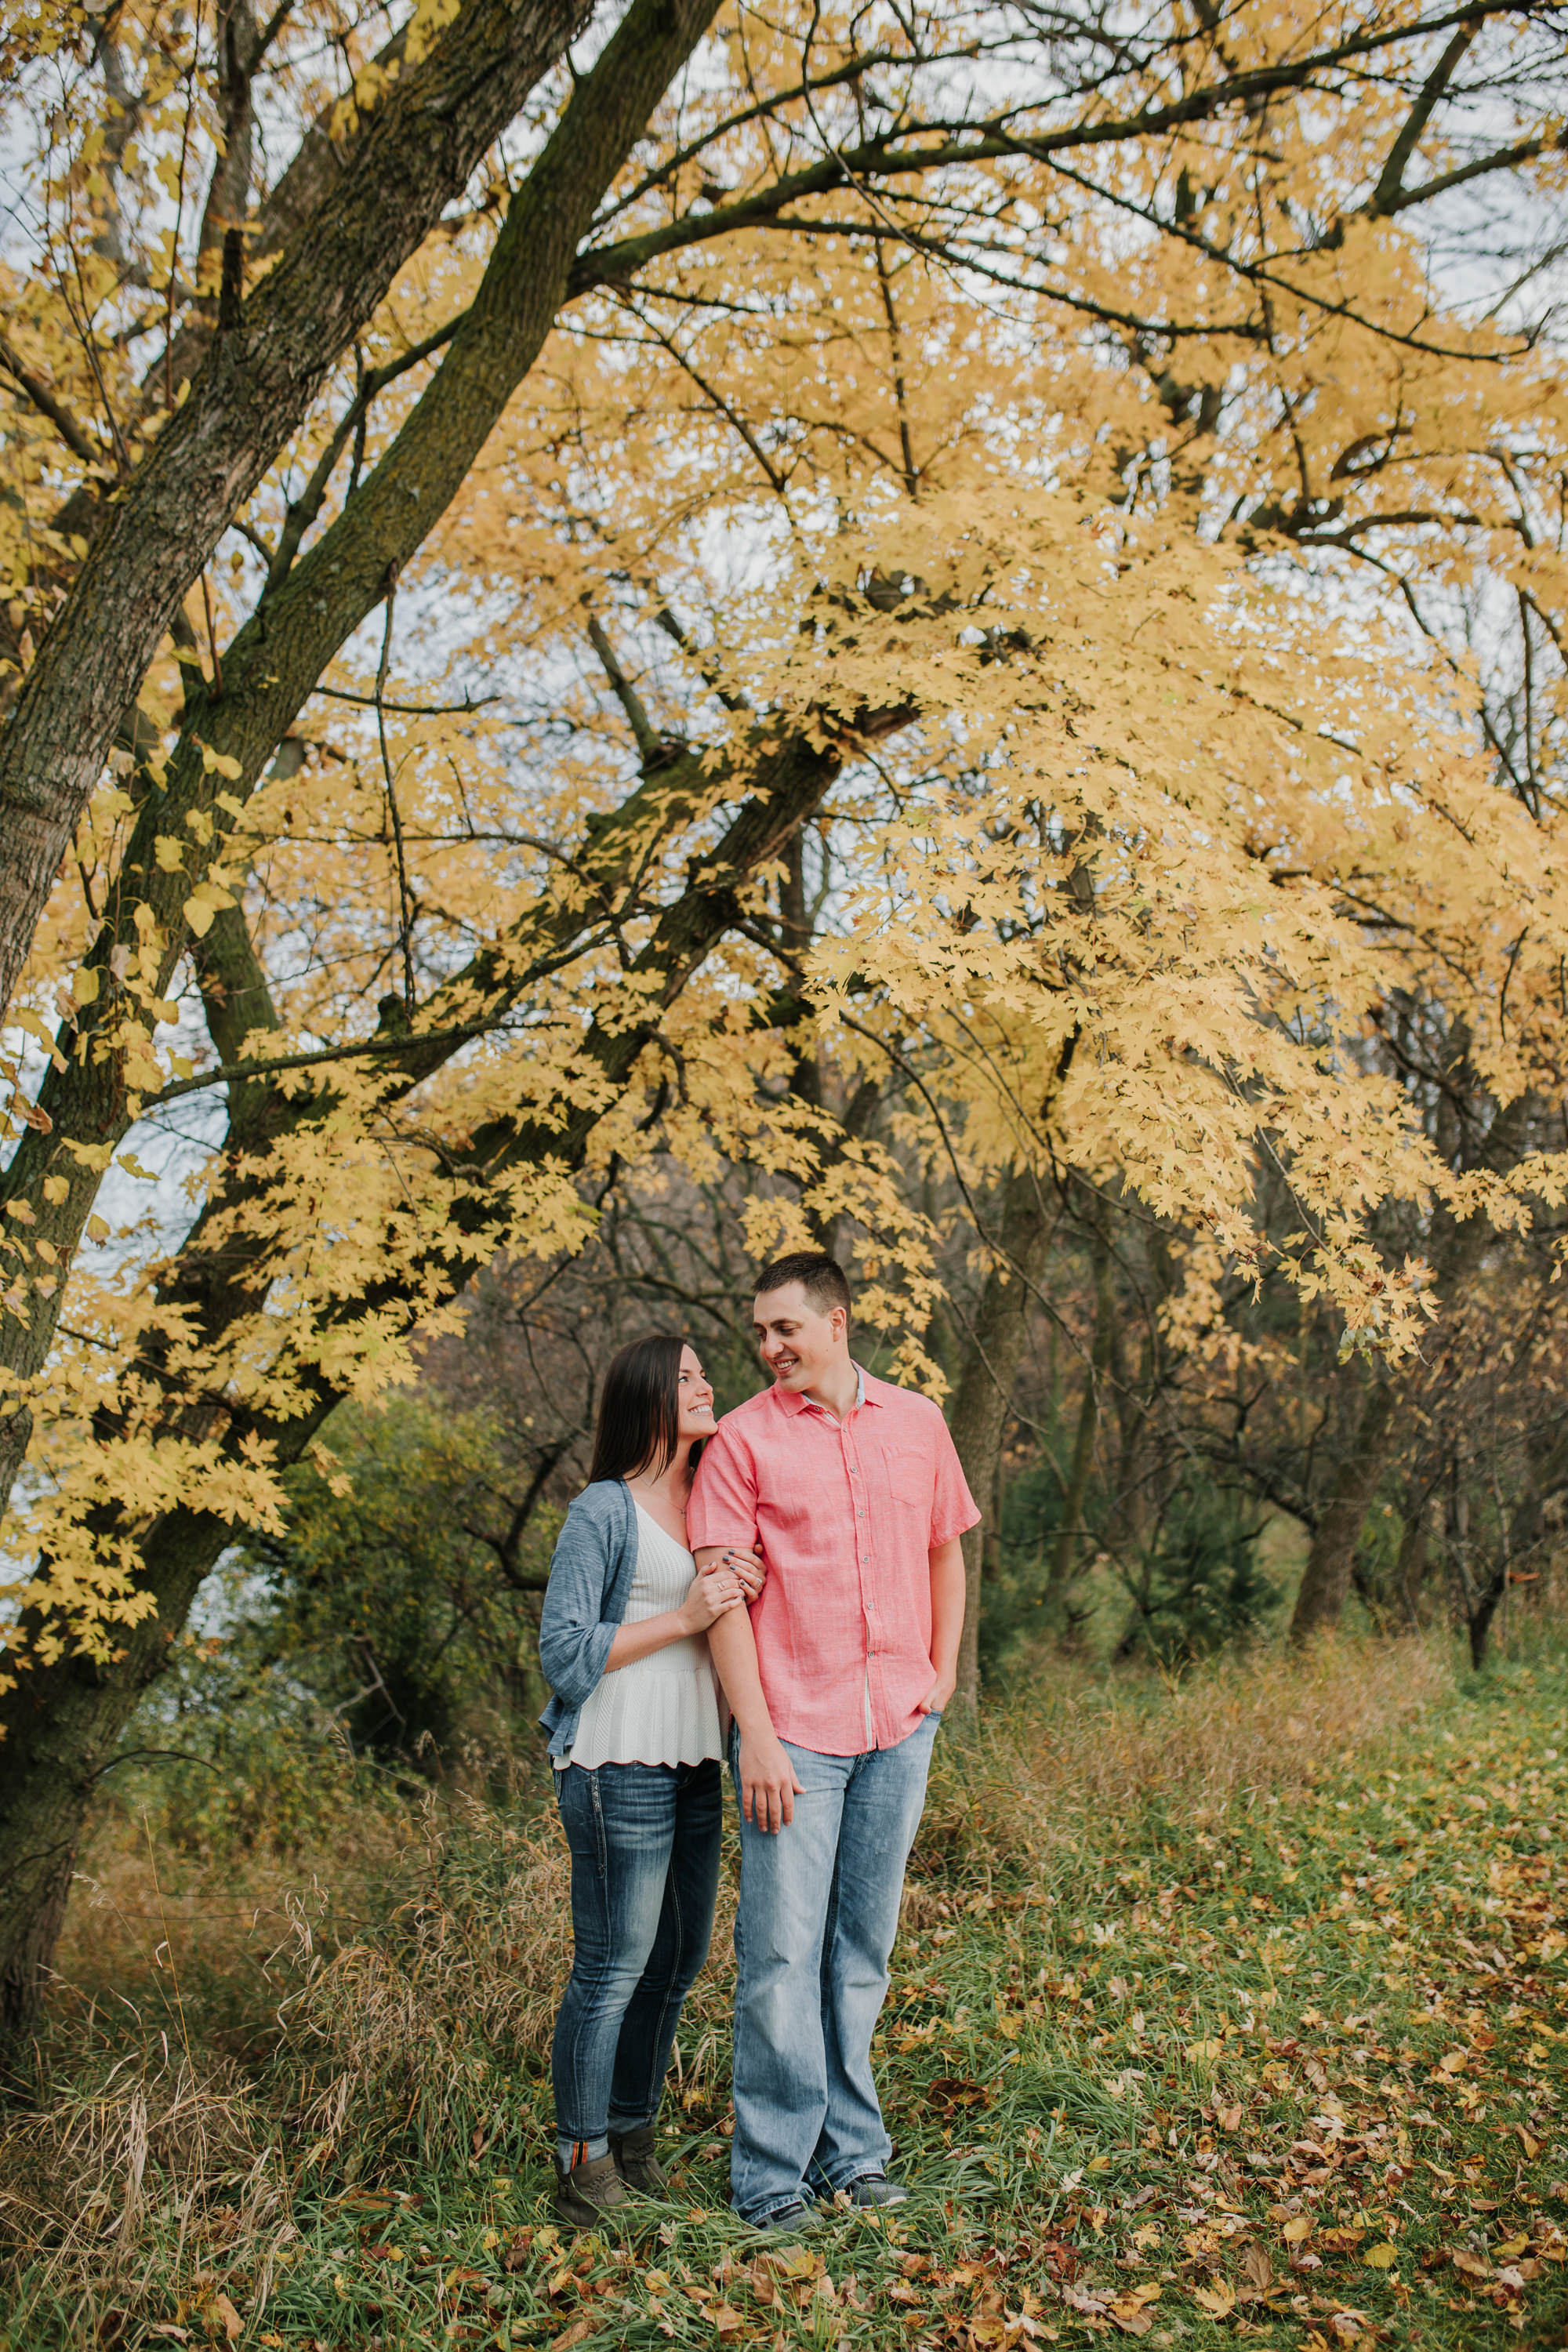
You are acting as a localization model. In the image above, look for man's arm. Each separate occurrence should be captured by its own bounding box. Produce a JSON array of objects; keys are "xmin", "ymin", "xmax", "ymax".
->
[
  {"xmin": 921, "ymin": 1535, "xmax": 967, "ymax": 1715},
  {"xmin": 699, "ymin": 1546, "xmax": 804, "ymax": 1835}
]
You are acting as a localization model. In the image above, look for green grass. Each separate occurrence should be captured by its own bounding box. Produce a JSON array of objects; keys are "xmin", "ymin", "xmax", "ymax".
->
[{"xmin": 6, "ymin": 1637, "xmax": 1568, "ymax": 2350}]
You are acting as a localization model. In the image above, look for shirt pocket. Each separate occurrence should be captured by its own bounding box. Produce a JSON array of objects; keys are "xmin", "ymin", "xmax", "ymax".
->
[{"xmin": 880, "ymin": 1440, "xmax": 936, "ymax": 1533}]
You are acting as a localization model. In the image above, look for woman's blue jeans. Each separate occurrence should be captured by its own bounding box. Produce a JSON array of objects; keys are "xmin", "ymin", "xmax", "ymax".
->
[{"xmin": 551, "ymin": 1757, "xmax": 723, "ymax": 2145}]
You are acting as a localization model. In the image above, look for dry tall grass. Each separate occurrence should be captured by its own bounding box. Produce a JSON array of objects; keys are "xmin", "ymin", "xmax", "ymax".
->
[
  {"xmin": 915, "ymin": 1628, "xmax": 1449, "ymax": 1885},
  {"xmin": 0, "ymin": 1632, "xmax": 1453, "ymax": 2317}
]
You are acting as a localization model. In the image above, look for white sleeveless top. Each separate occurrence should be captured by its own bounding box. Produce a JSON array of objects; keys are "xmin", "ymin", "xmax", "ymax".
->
[{"xmin": 557, "ymin": 1504, "xmax": 724, "ymax": 1770}]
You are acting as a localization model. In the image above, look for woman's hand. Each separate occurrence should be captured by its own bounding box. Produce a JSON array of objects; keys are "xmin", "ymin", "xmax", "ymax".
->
[
  {"xmin": 680, "ymin": 1562, "xmax": 748, "ymax": 1634},
  {"xmin": 718, "ymin": 1546, "xmax": 766, "ymax": 1602}
]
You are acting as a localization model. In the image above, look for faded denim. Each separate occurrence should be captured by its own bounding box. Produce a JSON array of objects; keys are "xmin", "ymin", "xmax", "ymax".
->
[
  {"xmin": 551, "ymin": 1756, "xmax": 723, "ymax": 2145},
  {"xmin": 728, "ymin": 1711, "xmax": 941, "ymax": 2220}
]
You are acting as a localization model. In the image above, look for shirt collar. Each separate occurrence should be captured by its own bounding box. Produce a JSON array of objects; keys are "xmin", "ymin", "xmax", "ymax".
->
[{"xmin": 773, "ymin": 1362, "xmax": 873, "ymax": 1419}]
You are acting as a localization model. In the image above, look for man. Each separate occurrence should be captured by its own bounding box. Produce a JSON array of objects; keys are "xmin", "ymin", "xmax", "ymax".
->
[{"xmin": 688, "ymin": 1250, "xmax": 978, "ymax": 2230}]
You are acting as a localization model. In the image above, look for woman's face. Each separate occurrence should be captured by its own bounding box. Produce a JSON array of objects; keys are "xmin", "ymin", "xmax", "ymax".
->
[{"xmin": 677, "ymin": 1345, "xmax": 717, "ymax": 1443}]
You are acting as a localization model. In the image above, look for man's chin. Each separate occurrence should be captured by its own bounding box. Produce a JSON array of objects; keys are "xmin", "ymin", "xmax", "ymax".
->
[{"xmin": 771, "ymin": 1363, "xmax": 808, "ymax": 1388}]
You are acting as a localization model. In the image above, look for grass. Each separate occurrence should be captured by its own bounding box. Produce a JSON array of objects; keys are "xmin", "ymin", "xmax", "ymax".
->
[{"xmin": 4, "ymin": 1629, "xmax": 1568, "ymax": 2350}]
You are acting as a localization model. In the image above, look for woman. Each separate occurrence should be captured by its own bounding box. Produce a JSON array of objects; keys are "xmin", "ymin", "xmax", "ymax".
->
[{"xmin": 538, "ymin": 1334, "xmax": 763, "ymax": 2230}]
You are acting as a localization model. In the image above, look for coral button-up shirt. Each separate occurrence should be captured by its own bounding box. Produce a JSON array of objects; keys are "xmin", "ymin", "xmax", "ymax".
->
[{"xmin": 687, "ymin": 1367, "xmax": 980, "ymax": 1755}]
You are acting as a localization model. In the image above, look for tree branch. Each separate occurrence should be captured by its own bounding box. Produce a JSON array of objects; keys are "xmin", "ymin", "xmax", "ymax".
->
[
  {"xmin": 1369, "ymin": 19, "xmax": 1479, "ymax": 215},
  {"xmin": 0, "ymin": 337, "xmax": 106, "ymax": 467}
]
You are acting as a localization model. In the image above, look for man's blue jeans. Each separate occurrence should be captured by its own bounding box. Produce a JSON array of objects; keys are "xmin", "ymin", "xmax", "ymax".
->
[
  {"xmin": 552, "ymin": 1759, "xmax": 723, "ymax": 2146},
  {"xmin": 728, "ymin": 1711, "xmax": 941, "ymax": 2220}
]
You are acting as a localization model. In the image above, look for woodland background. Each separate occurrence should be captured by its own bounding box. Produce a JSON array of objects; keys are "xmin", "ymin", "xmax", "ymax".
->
[{"xmin": 5, "ymin": 0, "xmax": 1568, "ymax": 2342}]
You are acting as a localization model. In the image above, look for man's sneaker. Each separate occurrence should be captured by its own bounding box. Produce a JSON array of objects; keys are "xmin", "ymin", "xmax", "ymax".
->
[
  {"xmin": 609, "ymin": 2125, "xmax": 671, "ymax": 2196},
  {"xmin": 750, "ymin": 2198, "xmax": 824, "ymax": 2234},
  {"xmin": 845, "ymin": 2171, "xmax": 909, "ymax": 2208},
  {"xmin": 554, "ymin": 2149, "xmax": 629, "ymax": 2230}
]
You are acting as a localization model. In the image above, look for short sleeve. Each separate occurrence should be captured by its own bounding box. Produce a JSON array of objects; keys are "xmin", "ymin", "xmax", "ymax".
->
[
  {"xmin": 928, "ymin": 1414, "xmax": 980, "ymax": 1547},
  {"xmin": 687, "ymin": 1425, "xmax": 760, "ymax": 1551}
]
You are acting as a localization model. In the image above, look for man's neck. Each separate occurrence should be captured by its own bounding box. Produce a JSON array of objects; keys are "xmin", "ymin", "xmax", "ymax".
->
[{"xmin": 800, "ymin": 1359, "xmax": 860, "ymax": 1423}]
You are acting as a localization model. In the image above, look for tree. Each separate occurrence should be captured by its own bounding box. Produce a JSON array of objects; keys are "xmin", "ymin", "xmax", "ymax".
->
[{"xmin": 2, "ymin": 0, "xmax": 1568, "ymax": 2025}]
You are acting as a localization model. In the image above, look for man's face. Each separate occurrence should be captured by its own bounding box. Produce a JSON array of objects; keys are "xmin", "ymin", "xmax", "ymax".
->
[{"xmin": 753, "ymin": 1281, "xmax": 844, "ymax": 1392}]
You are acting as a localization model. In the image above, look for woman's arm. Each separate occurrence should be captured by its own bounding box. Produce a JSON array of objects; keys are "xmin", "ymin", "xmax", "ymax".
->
[
  {"xmin": 539, "ymin": 1498, "xmax": 624, "ymax": 1708},
  {"xmin": 603, "ymin": 1558, "xmax": 750, "ymax": 1669}
]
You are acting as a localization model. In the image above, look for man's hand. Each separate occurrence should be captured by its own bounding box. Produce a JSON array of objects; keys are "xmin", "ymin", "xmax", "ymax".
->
[
  {"xmin": 919, "ymin": 1666, "xmax": 957, "ymax": 1716},
  {"xmin": 739, "ymin": 1730, "xmax": 804, "ymax": 1834}
]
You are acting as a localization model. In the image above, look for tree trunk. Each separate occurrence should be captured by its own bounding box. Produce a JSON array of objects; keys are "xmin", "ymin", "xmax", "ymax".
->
[
  {"xmin": 1288, "ymin": 1380, "xmax": 1395, "ymax": 1640},
  {"xmin": 0, "ymin": 0, "xmax": 592, "ymax": 1028},
  {"xmin": 1044, "ymin": 1232, "xmax": 1113, "ymax": 1622},
  {"xmin": 949, "ymin": 1167, "xmax": 1051, "ymax": 1711},
  {"xmin": 0, "ymin": 709, "xmax": 885, "ymax": 2032},
  {"xmin": 1283, "ymin": 1095, "xmax": 1532, "ymax": 1643},
  {"xmin": 1396, "ymin": 1496, "xmax": 1431, "ymax": 1631},
  {"xmin": 0, "ymin": 1505, "xmax": 239, "ymax": 2038},
  {"xmin": 0, "ymin": 0, "xmax": 731, "ymax": 1526}
]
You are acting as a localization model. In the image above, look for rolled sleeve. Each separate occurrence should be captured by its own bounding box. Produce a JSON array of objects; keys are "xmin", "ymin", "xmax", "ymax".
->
[
  {"xmin": 687, "ymin": 1428, "xmax": 760, "ymax": 1552},
  {"xmin": 929, "ymin": 1418, "xmax": 981, "ymax": 1548}
]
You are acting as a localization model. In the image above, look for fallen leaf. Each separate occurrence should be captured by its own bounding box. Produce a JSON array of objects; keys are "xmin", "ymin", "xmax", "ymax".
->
[
  {"xmin": 1282, "ymin": 2216, "xmax": 1312, "ymax": 2245},
  {"xmin": 1363, "ymin": 2243, "xmax": 1396, "ymax": 2270},
  {"xmin": 1451, "ymin": 2248, "xmax": 1492, "ymax": 2282},
  {"xmin": 1242, "ymin": 2243, "xmax": 1273, "ymax": 2292},
  {"xmin": 546, "ymin": 2323, "xmax": 596, "ymax": 2352},
  {"xmin": 195, "ymin": 2289, "xmax": 243, "ymax": 2344},
  {"xmin": 711, "ymin": 2304, "xmax": 746, "ymax": 2336},
  {"xmin": 1192, "ymin": 2281, "xmax": 1235, "ymax": 2317},
  {"xmin": 927, "ymin": 2075, "xmax": 993, "ymax": 2115}
]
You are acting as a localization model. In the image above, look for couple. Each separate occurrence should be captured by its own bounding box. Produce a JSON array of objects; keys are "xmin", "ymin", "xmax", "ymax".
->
[{"xmin": 538, "ymin": 1250, "xmax": 978, "ymax": 2233}]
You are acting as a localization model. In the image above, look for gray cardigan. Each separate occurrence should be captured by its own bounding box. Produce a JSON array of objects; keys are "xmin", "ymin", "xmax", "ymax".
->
[{"xmin": 537, "ymin": 1479, "xmax": 639, "ymax": 1761}]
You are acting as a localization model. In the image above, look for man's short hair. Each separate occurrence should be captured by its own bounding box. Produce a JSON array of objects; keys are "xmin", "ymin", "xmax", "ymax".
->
[{"xmin": 754, "ymin": 1250, "xmax": 851, "ymax": 1320}]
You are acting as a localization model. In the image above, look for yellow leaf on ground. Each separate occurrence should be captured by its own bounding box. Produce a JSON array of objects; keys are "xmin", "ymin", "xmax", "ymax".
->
[
  {"xmin": 1192, "ymin": 2281, "xmax": 1235, "ymax": 2316},
  {"xmin": 546, "ymin": 2322, "xmax": 595, "ymax": 2352},
  {"xmin": 1363, "ymin": 2243, "xmax": 1396, "ymax": 2270},
  {"xmin": 196, "ymin": 2287, "xmax": 243, "ymax": 2342}
]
